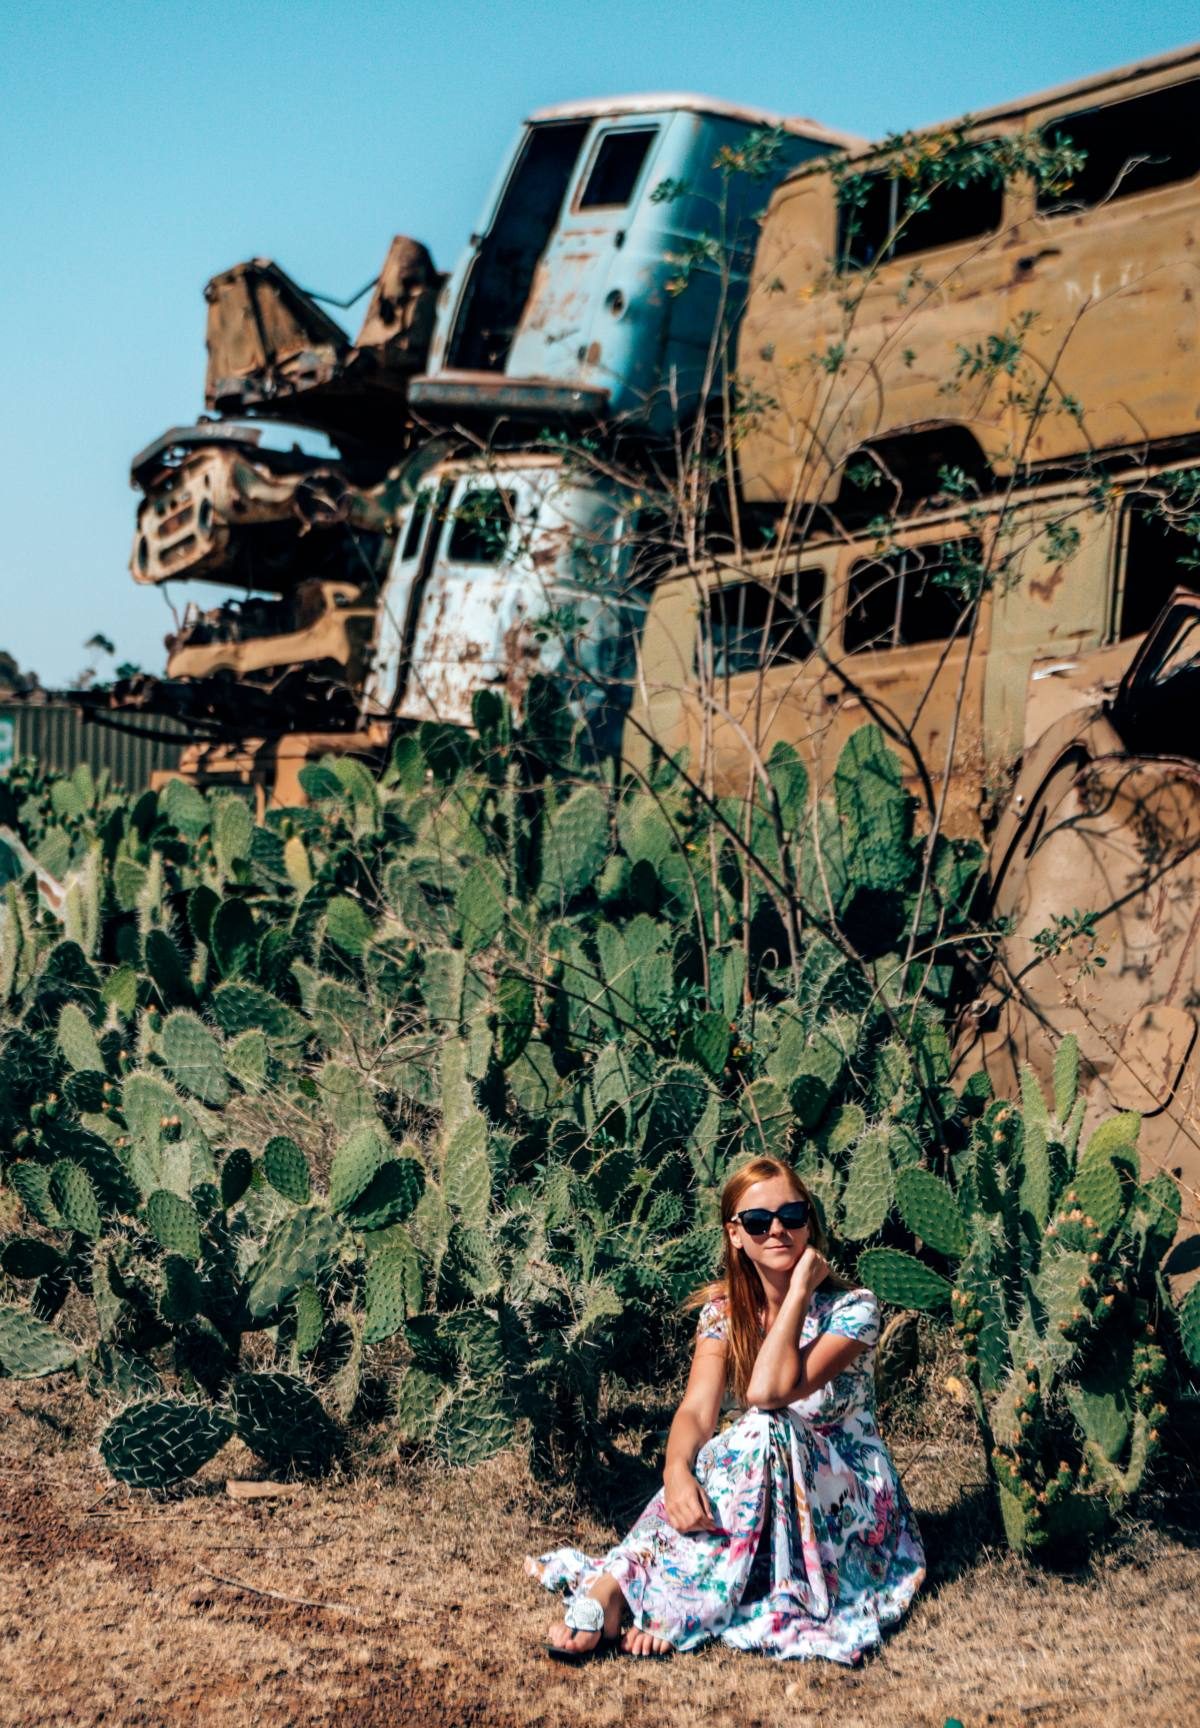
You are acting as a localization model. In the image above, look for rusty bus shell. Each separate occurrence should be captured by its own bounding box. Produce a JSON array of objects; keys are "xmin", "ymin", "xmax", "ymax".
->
[
  {"xmin": 957, "ymin": 595, "xmax": 1200, "ymax": 1285},
  {"xmin": 204, "ymin": 237, "xmax": 441, "ymax": 452},
  {"xmin": 737, "ymin": 43, "xmax": 1200, "ymax": 508},
  {"xmin": 624, "ymin": 453, "xmax": 1200, "ymax": 824},
  {"xmin": 365, "ymin": 453, "xmax": 644, "ymax": 745},
  {"xmin": 130, "ymin": 425, "xmax": 397, "ymax": 592},
  {"xmin": 411, "ymin": 96, "xmax": 857, "ymax": 436}
]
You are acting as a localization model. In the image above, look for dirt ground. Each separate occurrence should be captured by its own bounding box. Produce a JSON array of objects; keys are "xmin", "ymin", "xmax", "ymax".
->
[{"xmin": 3, "ymin": 1378, "xmax": 1199, "ymax": 1728}]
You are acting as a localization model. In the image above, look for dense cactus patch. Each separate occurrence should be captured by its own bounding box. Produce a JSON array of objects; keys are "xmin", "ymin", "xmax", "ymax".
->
[{"xmin": 0, "ymin": 704, "xmax": 1194, "ymax": 1555}]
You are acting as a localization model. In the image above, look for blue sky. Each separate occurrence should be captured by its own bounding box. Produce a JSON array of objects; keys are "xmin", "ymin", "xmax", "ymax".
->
[{"xmin": 2, "ymin": 0, "xmax": 1197, "ymax": 686}]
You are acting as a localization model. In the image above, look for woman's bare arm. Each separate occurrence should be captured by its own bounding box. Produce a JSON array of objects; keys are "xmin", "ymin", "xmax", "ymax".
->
[
  {"xmin": 662, "ymin": 1335, "xmax": 727, "ymax": 1532},
  {"xmin": 745, "ymin": 1326, "xmax": 867, "ymax": 1409},
  {"xmin": 744, "ymin": 1251, "xmax": 867, "ymax": 1408}
]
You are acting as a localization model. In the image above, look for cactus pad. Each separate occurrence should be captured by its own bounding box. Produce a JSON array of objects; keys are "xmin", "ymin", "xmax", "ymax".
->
[
  {"xmin": 325, "ymin": 895, "xmax": 374, "ymax": 958},
  {"xmin": 160, "ymin": 1010, "xmax": 230, "ymax": 1108},
  {"xmin": 344, "ymin": 1157, "xmax": 425, "ymax": 1231},
  {"xmin": 145, "ymin": 1189, "xmax": 202, "ymax": 1260},
  {"xmin": 364, "ymin": 1235, "xmax": 422, "ymax": 1343},
  {"xmin": 290, "ymin": 1283, "xmax": 324, "ymax": 1357},
  {"xmin": 5, "ymin": 1163, "xmax": 62, "ymax": 1228},
  {"xmin": 246, "ymin": 1207, "xmax": 345, "ymax": 1320},
  {"xmin": 220, "ymin": 1146, "xmax": 253, "ymax": 1208},
  {"xmin": 100, "ymin": 1398, "xmax": 232, "ymax": 1488},
  {"xmin": 0, "ymin": 1305, "xmax": 78, "ymax": 1377},
  {"xmin": 857, "ymin": 1247, "xmax": 952, "ymax": 1312},
  {"xmin": 58, "ymin": 1002, "xmax": 104, "ymax": 1073},
  {"xmin": 328, "ymin": 1124, "xmax": 389, "ymax": 1213},
  {"xmin": 841, "ymin": 1129, "xmax": 894, "ymax": 1241},
  {"xmin": 443, "ymin": 1115, "xmax": 490, "ymax": 1228},
  {"xmin": 0, "ymin": 1239, "xmax": 63, "ymax": 1281},
  {"xmin": 895, "ymin": 1166, "xmax": 967, "ymax": 1258},
  {"xmin": 230, "ymin": 1372, "xmax": 341, "ymax": 1475},
  {"xmin": 263, "ymin": 1136, "xmax": 311, "ymax": 1205},
  {"xmin": 49, "ymin": 1160, "xmax": 101, "ymax": 1237}
]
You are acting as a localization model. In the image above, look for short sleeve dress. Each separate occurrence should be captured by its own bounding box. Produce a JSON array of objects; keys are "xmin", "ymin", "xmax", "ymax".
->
[{"xmin": 530, "ymin": 1286, "xmax": 925, "ymax": 1665}]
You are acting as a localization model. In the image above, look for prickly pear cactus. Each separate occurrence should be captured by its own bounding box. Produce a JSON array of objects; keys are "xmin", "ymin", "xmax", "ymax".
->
[
  {"xmin": 99, "ymin": 1399, "xmax": 233, "ymax": 1489},
  {"xmin": 858, "ymin": 1037, "xmax": 1182, "ymax": 1557}
]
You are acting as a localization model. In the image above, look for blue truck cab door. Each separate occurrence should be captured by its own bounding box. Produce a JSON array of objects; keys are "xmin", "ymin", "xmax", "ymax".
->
[
  {"xmin": 508, "ymin": 115, "xmax": 671, "ymax": 414},
  {"xmin": 417, "ymin": 100, "xmax": 852, "ymax": 431}
]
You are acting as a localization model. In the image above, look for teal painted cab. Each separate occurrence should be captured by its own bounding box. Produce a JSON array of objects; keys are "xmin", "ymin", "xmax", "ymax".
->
[{"xmin": 411, "ymin": 95, "xmax": 855, "ymax": 435}]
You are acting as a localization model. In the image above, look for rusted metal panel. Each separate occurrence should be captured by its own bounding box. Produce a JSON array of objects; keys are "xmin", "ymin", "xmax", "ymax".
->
[
  {"xmin": 158, "ymin": 727, "xmax": 389, "ymax": 816},
  {"xmin": 957, "ymin": 595, "xmax": 1200, "ymax": 1286},
  {"xmin": 625, "ymin": 453, "xmax": 1200, "ymax": 822},
  {"xmin": 366, "ymin": 455, "xmax": 638, "ymax": 747},
  {"xmin": 130, "ymin": 427, "xmax": 395, "ymax": 592},
  {"xmin": 737, "ymin": 46, "xmax": 1200, "ymax": 506},
  {"xmin": 204, "ymin": 239, "xmax": 440, "ymax": 450}
]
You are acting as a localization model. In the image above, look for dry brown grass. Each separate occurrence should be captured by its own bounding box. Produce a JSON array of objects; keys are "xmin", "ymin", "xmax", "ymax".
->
[{"xmin": 3, "ymin": 1373, "xmax": 1199, "ymax": 1728}]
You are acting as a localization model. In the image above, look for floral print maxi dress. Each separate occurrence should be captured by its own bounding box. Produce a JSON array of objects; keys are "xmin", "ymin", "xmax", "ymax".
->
[{"xmin": 530, "ymin": 1286, "xmax": 926, "ymax": 1665}]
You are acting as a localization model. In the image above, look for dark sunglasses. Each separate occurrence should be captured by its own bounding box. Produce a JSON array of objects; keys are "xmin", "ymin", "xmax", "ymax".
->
[{"xmin": 734, "ymin": 1201, "xmax": 810, "ymax": 1237}]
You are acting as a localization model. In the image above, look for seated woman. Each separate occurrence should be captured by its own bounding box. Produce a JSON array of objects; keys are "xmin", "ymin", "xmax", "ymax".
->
[{"xmin": 526, "ymin": 1154, "xmax": 925, "ymax": 1664}]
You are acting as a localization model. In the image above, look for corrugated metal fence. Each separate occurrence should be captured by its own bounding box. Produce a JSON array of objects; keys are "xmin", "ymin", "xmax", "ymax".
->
[{"xmin": 0, "ymin": 702, "xmax": 187, "ymax": 791}]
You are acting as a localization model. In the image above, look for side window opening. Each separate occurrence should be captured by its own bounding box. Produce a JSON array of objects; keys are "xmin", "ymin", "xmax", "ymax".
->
[
  {"xmin": 1038, "ymin": 78, "xmax": 1200, "ymax": 214},
  {"xmin": 446, "ymin": 119, "xmax": 590, "ymax": 373},
  {"xmin": 446, "ymin": 488, "xmax": 517, "ymax": 565},
  {"xmin": 837, "ymin": 169, "xmax": 1004, "ymax": 271},
  {"xmin": 578, "ymin": 128, "xmax": 658, "ymax": 210},
  {"xmin": 400, "ymin": 490, "xmax": 433, "ymax": 562},
  {"xmin": 699, "ymin": 567, "xmax": 825, "ymax": 676},
  {"xmin": 1118, "ymin": 497, "xmax": 1200, "ymax": 639},
  {"xmin": 844, "ymin": 538, "xmax": 980, "ymax": 653}
]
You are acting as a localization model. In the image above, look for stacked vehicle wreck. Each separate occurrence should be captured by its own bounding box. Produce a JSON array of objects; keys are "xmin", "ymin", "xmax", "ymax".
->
[
  {"xmin": 99, "ymin": 49, "xmax": 1200, "ymax": 1237},
  {"xmin": 107, "ymin": 96, "xmax": 848, "ymax": 801}
]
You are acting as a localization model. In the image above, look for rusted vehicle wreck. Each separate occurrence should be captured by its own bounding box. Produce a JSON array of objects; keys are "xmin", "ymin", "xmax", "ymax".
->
[{"xmin": 957, "ymin": 594, "xmax": 1200, "ymax": 1272}]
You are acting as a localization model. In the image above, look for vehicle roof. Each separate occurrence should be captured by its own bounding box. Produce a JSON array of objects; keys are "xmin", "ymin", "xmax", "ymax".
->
[
  {"xmin": 527, "ymin": 92, "xmax": 862, "ymax": 150},
  {"xmin": 778, "ymin": 40, "xmax": 1200, "ymax": 178}
]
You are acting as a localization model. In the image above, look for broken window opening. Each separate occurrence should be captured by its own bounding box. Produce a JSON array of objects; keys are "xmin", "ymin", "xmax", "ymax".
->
[
  {"xmin": 578, "ymin": 128, "xmax": 658, "ymax": 210},
  {"xmin": 843, "ymin": 538, "xmax": 980, "ymax": 653},
  {"xmin": 837, "ymin": 168, "xmax": 1004, "ymax": 271},
  {"xmin": 446, "ymin": 120, "xmax": 590, "ymax": 374},
  {"xmin": 1037, "ymin": 78, "xmax": 1200, "ymax": 214},
  {"xmin": 699, "ymin": 568, "xmax": 825, "ymax": 677},
  {"xmin": 1118, "ymin": 497, "xmax": 1200, "ymax": 639},
  {"xmin": 446, "ymin": 489, "xmax": 517, "ymax": 564},
  {"xmin": 400, "ymin": 490, "xmax": 433, "ymax": 562}
]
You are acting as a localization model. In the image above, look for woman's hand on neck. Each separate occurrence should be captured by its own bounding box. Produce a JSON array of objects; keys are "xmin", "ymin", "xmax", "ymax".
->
[{"xmin": 759, "ymin": 1245, "xmax": 829, "ymax": 1322}]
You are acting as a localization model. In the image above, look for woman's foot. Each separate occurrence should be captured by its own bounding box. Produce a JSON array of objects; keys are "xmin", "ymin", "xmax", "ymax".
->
[
  {"xmin": 534, "ymin": 1567, "xmax": 625, "ymax": 1662},
  {"xmin": 619, "ymin": 1627, "xmax": 674, "ymax": 1659}
]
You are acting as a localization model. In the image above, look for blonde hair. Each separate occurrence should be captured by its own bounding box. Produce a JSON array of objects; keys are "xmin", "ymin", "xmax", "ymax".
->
[{"xmin": 690, "ymin": 1156, "xmax": 848, "ymax": 1405}]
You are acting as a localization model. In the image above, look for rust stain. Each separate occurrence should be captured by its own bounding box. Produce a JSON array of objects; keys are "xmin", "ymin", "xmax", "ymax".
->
[{"xmin": 1029, "ymin": 565, "xmax": 1066, "ymax": 604}]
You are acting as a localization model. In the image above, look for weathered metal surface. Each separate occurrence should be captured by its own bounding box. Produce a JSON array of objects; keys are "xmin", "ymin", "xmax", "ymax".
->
[
  {"xmin": 956, "ymin": 595, "xmax": 1200, "ymax": 1287},
  {"xmin": 417, "ymin": 100, "xmax": 856, "ymax": 437},
  {"xmin": 625, "ymin": 453, "xmax": 1200, "ymax": 823},
  {"xmin": 366, "ymin": 454, "xmax": 640, "ymax": 746},
  {"xmin": 737, "ymin": 44, "xmax": 1200, "ymax": 506},
  {"xmin": 130, "ymin": 428, "xmax": 395, "ymax": 592},
  {"xmin": 0, "ymin": 701, "xmax": 186, "ymax": 791},
  {"xmin": 165, "ymin": 576, "xmax": 375, "ymax": 686},
  {"xmin": 204, "ymin": 238, "xmax": 440, "ymax": 450}
]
